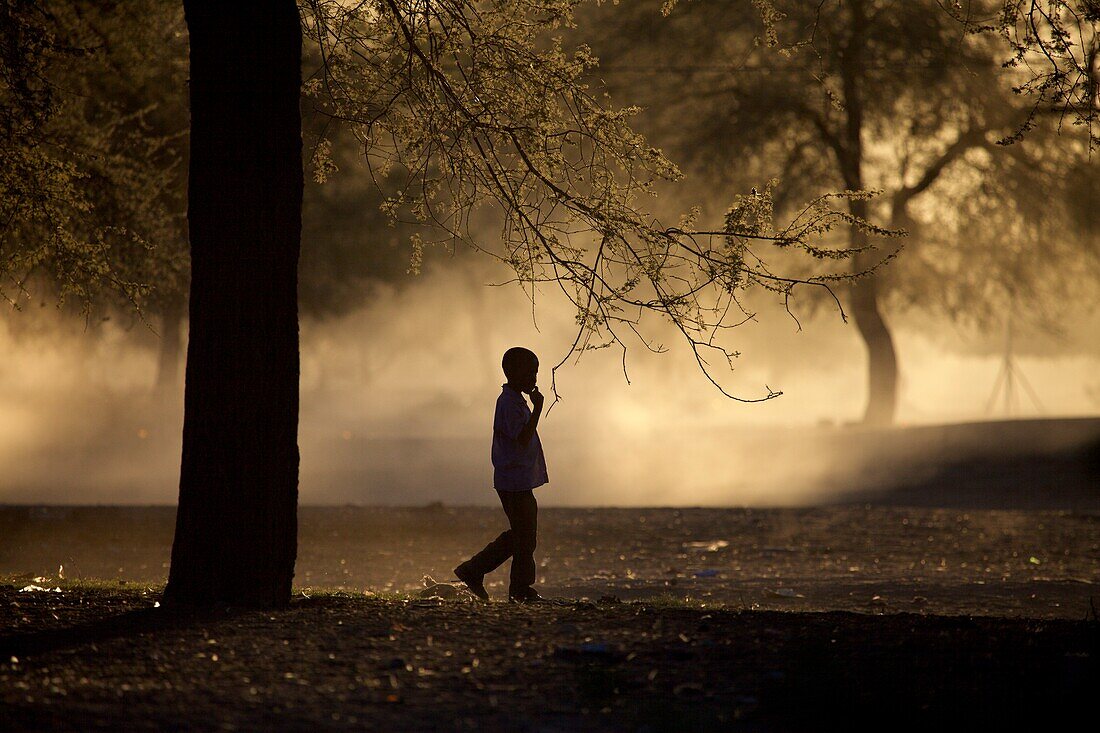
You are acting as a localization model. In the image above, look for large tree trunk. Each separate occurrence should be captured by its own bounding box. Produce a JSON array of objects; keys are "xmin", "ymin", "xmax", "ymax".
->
[
  {"xmin": 154, "ymin": 302, "xmax": 184, "ymax": 392},
  {"xmin": 165, "ymin": 1, "xmax": 303, "ymax": 607},
  {"xmin": 842, "ymin": 0, "xmax": 898, "ymax": 426}
]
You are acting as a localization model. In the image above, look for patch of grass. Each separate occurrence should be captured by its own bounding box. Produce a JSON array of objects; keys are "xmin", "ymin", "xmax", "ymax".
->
[
  {"xmin": 0, "ymin": 574, "xmax": 420, "ymax": 602},
  {"xmin": 0, "ymin": 574, "xmax": 163, "ymax": 594},
  {"xmin": 630, "ymin": 592, "xmax": 714, "ymax": 610},
  {"xmin": 293, "ymin": 586, "xmax": 412, "ymax": 602}
]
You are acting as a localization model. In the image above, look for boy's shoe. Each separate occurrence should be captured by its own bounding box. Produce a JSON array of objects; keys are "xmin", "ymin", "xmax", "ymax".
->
[
  {"xmin": 508, "ymin": 588, "xmax": 545, "ymax": 604},
  {"xmin": 454, "ymin": 563, "xmax": 489, "ymax": 601}
]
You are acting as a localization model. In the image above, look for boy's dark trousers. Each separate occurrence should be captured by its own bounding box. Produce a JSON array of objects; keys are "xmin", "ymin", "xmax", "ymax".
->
[{"xmin": 464, "ymin": 489, "xmax": 537, "ymax": 594}]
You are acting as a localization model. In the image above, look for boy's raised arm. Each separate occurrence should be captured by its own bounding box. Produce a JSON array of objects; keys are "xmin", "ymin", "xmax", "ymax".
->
[{"xmin": 517, "ymin": 388, "xmax": 544, "ymax": 448}]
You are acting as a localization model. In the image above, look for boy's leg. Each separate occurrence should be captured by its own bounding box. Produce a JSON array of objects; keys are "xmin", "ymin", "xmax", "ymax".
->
[
  {"xmin": 456, "ymin": 491, "xmax": 522, "ymax": 599},
  {"xmin": 499, "ymin": 490, "xmax": 537, "ymax": 596},
  {"xmin": 459, "ymin": 528, "xmax": 514, "ymax": 579}
]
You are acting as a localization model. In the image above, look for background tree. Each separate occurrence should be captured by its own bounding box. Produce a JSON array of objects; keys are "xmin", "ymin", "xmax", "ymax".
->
[
  {"xmin": 0, "ymin": 2, "xmax": 145, "ymax": 309},
  {"xmin": 3, "ymin": 1, "xmax": 426, "ymax": 395},
  {"xmin": 584, "ymin": 0, "xmax": 1095, "ymax": 424},
  {"xmin": 61, "ymin": 2, "xmax": 191, "ymax": 390},
  {"xmin": 0, "ymin": 1, "xmax": 191, "ymax": 389},
  {"xmin": 297, "ymin": 122, "xmax": 478, "ymax": 394}
]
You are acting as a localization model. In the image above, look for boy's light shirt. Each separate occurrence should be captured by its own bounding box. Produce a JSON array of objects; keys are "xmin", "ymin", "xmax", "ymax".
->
[{"xmin": 492, "ymin": 386, "xmax": 549, "ymax": 492}]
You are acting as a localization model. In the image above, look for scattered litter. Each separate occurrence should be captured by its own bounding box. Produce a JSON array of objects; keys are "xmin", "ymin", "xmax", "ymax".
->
[
  {"xmin": 693, "ymin": 569, "xmax": 720, "ymax": 578},
  {"xmin": 1029, "ymin": 556, "xmax": 1041, "ymax": 565},
  {"xmin": 418, "ymin": 575, "xmax": 474, "ymax": 601},
  {"xmin": 767, "ymin": 588, "xmax": 804, "ymax": 599},
  {"xmin": 19, "ymin": 585, "xmax": 61, "ymax": 593},
  {"xmin": 685, "ymin": 540, "xmax": 729, "ymax": 552},
  {"xmin": 153, "ymin": 601, "xmax": 161, "ymax": 608}
]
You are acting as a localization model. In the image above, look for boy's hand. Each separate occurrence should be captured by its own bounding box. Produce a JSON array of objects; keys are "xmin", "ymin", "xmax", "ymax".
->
[{"xmin": 529, "ymin": 386, "xmax": 545, "ymax": 411}]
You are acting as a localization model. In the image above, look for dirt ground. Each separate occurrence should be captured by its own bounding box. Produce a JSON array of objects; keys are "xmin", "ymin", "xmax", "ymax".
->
[
  {"xmin": 2, "ymin": 505, "xmax": 1097, "ymax": 618},
  {"xmin": 1, "ymin": 505, "xmax": 1098, "ymax": 730}
]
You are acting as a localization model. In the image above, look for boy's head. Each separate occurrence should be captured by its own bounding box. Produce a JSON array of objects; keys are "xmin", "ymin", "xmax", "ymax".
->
[{"xmin": 502, "ymin": 347, "xmax": 539, "ymax": 393}]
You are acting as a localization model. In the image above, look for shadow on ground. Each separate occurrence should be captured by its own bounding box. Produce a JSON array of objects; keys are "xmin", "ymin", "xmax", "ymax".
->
[{"xmin": 1, "ymin": 587, "xmax": 1096, "ymax": 731}]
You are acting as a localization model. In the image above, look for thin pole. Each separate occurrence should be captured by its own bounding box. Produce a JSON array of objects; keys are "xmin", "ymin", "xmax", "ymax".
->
[{"xmin": 985, "ymin": 303, "xmax": 1043, "ymax": 417}]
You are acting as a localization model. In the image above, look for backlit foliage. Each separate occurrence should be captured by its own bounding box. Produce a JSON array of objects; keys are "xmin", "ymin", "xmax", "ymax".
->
[
  {"xmin": 3, "ymin": 1, "xmax": 1095, "ymax": 393},
  {"xmin": 587, "ymin": 0, "xmax": 1095, "ymax": 340},
  {"xmin": 302, "ymin": 0, "xmax": 881, "ymax": 400},
  {"xmin": 0, "ymin": 3, "xmax": 118, "ymax": 309},
  {"xmin": 0, "ymin": 1, "xmax": 189, "ymax": 318},
  {"xmin": 955, "ymin": 0, "xmax": 1100, "ymax": 148}
]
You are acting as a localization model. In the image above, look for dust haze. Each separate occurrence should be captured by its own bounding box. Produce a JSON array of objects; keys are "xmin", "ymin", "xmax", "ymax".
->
[
  {"xmin": 1, "ymin": 256, "xmax": 1097, "ymax": 507},
  {"xmin": 3, "ymin": 0, "xmax": 1097, "ymax": 508}
]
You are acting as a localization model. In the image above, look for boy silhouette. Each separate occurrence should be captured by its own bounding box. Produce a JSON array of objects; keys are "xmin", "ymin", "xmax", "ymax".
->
[{"xmin": 455, "ymin": 346, "xmax": 548, "ymax": 602}]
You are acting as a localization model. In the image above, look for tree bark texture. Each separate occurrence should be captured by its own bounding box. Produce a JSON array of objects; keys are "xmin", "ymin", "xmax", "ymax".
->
[
  {"xmin": 165, "ymin": 1, "xmax": 302, "ymax": 607},
  {"xmin": 842, "ymin": 0, "xmax": 898, "ymax": 426},
  {"xmin": 154, "ymin": 302, "xmax": 184, "ymax": 392}
]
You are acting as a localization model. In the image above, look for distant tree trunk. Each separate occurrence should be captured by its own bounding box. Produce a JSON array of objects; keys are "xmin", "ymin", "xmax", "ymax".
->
[
  {"xmin": 841, "ymin": 0, "xmax": 898, "ymax": 427},
  {"xmin": 154, "ymin": 302, "xmax": 183, "ymax": 392},
  {"xmin": 848, "ymin": 241, "xmax": 898, "ymax": 426},
  {"xmin": 164, "ymin": 1, "xmax": 302, "ymax": 607}
]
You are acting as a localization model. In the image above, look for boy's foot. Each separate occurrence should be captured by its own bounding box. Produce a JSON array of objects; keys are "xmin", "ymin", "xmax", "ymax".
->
[
  {"xmin": 508, "ymin": 588, "xmax": 545, "ymax": 604},
  {"xmin": 454, "ymin": 563, "xmax": 489, "ymax": 601}
]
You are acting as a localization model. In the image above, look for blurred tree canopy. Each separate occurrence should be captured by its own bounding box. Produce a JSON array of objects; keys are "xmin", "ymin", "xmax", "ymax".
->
[
  {"xmin": 0, "ymin": 1, "xmax": 427, "ymax": 386},
  {"xmin": 0, "ymin": 0, "xmax": 190, "ymax": 388},
  {"xmin": 584, "ymin": 0, "xmax": 1097, "ymax": 423},
  {"xmin": 2, "ymin": 0, "xmax": 1093, "ymax": 403},
  {"xmin": 0, "ymin": 1, "xmax": 184, "ymax": 313},
  {"xmin": 976, "ymin": 0, "xmax": 1100, "ymax": 149},
  {"xmin": 299, "ymin": 110, "xmax": 427, "ymax": 320}
]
